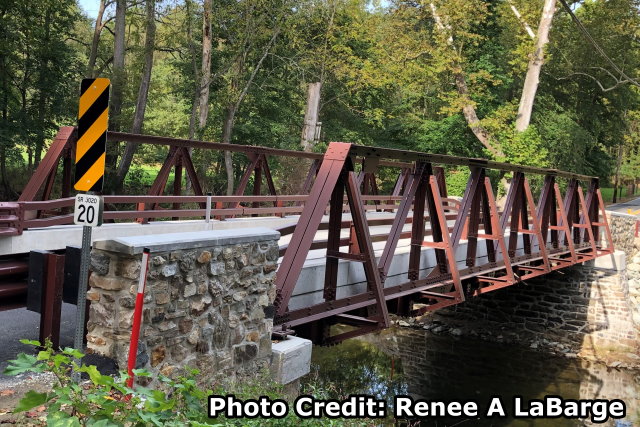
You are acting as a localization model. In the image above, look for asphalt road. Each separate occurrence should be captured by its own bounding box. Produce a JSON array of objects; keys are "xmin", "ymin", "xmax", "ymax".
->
[
  {"xmin": 606, "ymin": 196, "xmax": 640, "ymax": 215},
  {"xmin": 0, "ymin": 303, "xmax": 76, "ymax": 379},
  {"xmin": 0, "ymin": 302, "xmax": 118, "ymax": 385}
]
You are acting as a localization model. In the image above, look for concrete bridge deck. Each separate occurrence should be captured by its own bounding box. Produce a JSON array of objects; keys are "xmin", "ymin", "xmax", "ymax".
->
[{"xmin": 2, "ymin": 211, "xmax": 575, "ymax": 311}]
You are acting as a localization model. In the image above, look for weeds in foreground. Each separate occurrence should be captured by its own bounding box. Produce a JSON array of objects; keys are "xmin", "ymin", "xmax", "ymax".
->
[{"xmin": 4, "ymin": 340, "xmax": 374, "ymax": 426}]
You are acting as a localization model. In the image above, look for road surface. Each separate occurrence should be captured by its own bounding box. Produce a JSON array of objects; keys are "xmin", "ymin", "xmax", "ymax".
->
[{"xmin": 606, "ymin": 196, "xmax": 640, "ymax": 215}]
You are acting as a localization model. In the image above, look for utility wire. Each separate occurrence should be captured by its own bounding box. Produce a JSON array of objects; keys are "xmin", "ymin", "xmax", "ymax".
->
[{"xmin": 558, "ymin": 0, "xmax": 640, "ymax": 89}]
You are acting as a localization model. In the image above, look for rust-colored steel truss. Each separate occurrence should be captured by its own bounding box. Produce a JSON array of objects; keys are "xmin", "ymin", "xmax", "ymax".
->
[
  {"xmin": 3, "ymin": 128, "xmax": 615, "ymax": 347},
  {"xmin": 272, "ymin": 142, "xmax": 614, "ymax": 344}
]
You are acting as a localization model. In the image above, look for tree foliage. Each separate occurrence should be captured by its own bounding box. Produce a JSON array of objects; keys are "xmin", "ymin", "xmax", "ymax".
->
[{"xmin": 2, "ymin": 0, "xmax": 640, "ymax": 198}]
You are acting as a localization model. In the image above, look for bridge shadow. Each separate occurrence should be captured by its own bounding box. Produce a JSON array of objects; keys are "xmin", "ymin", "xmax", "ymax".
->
[
  {"xmin": 306, "ymin": 318, "xmax": 639, "ymax": 426},
  {"xmin": 431, "ymin": 266, "xmax": 624, "ymax": 357}
]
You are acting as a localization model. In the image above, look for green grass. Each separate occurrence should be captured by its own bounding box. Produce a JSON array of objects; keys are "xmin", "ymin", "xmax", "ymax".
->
[{"xmin": 600, "ymin": 187, "xmax": 630, "ymax": 203}]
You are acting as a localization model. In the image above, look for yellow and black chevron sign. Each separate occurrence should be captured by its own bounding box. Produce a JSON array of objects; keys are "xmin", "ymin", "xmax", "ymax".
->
[{"xmin": 75, "ymin": 78, "xmax": 110, "ymax": 192}]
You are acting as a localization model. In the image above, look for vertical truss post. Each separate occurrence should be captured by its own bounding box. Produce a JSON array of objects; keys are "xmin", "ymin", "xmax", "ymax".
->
[
  {"xmin": 450, "ymin": 167, "xmax": 484, "ymax": 247},
  {"xmin": 472, "ymin": 177, "xmax": 516, "ymax": 294},
  {"xmin": 523, "ymin": 177, "xmax": 550, "ymax": 272},
  {"xmin": 576, "ymin": 184, "xmax": 597, "ymax": 258},
  {"xmin": 536, "ymin": 175, "xmax": 556, "ymax": 249},
  {"xmin": 484, "ymin": 177, "xmax": 515, "ymax": 281},
  {"xmin": 519, "ymin": 177, "xmax": 532, "ymax": 255},
  {"xmin": 427, "ymin": 164, "xmax": 451, "ymax": 274},
  {"xmin": 562, "ymin": 179, "xmax": 579, "ymax": 246},
  {"xmin": 408, "ymin": 164, "xmax": 429, "ymax": 282},
  {"xmin": 465, "ymin": 172, "xmax": 483, "ymax": 267},
  {"xmin": 172, "ymin": 152, "xmax": 183, "ymax": 219},
  {"xmin": 433, "ymin": 167, "xmax": 447, "ymax": 197},
  {"xmin": 252, "ymin": 156, "xmax": 263, "ymax": 213},
  {"xmin": 506, "ymin": 173, "xmax": 524, "ymax": 258},
  {"xmin": 427, "ymin": 175, "xmax": 464, "ymax": 302},
  {"xmin": 323, "ymin": 171, "xmax": 346, "ymax": 302},
  {"xmin": 274, "ymin": 143, "xmax": 352, "ymax": 320},
  {"xmin": 549, "ymin": 181, "xmax": 559, "ymax": 248},
  {"xmin": 553, "ymin": 183, "xmax": 577, "ymax": 263},
  {"xmin": 481, "ymin": 181, "xmax": 496, "ymax": 263},
  {"xmin": 379, "ymin": 163, "xmax": 423, "ymax": 279},
  {"xmin": 584, "ymin": 178, "xmax": 599, "ymax": 245}
]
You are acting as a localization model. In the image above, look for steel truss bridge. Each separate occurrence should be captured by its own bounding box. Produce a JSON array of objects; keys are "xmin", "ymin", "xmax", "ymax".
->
[{"xmin": 0, "ymin": 127, "xmax": 614, "ymax": 345}]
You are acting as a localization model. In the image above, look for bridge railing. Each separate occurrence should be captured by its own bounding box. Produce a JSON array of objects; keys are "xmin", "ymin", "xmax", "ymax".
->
[{"xmin": 12, "ymin": 194, "xmax": 453, "ymax": 231}]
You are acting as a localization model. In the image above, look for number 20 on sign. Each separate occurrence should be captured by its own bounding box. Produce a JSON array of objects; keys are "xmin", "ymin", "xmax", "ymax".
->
[{"xmin": 74, "ymin": 194, "xmax": 104, "ymax": 227}]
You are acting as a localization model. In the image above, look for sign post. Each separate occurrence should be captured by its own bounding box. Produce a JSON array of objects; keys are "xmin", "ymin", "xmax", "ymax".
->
[{"xmin": 72, "ymin": 78, "xmax": 109, "ymax": 381}]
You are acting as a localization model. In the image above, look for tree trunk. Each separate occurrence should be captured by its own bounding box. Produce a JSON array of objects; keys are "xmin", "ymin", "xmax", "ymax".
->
[
  {"xmin": 34, "ymin": 8, "xmax": 52, "ymax": 167},
  {"xmin": 111, "ymin": 0, "xmax": 126, "ymax": 130},
  {"xmin": 87, "ymin": 0, "xmax": 106, "ymax": 77},
  {"xmin": 115, "ymin": 0, "xmax": 156, "ymax": 191},
  {"xmin": 196, "ymin": 0, "xmax": 212, "ymax": 140},
  {"xmin": 612, "ymin": 143, "xmax": 623, "ymax": 204},
  {"xmin": 106, "ymin": 0, "xmax": 126, "ymax": 178},
  {"xmin": 185, "ymin": 0, "xmax": 212, "ymax": 191},
  {"xmin": 0, "ymin": 82, "xmax": 8, "ymax": 196},
  {"xmin": 222, "ymin": 104, "xmax": 236, "ymax": 195},
  {"xmin": 301, "ymin": 82, "xmax": 322, "ymax": 152},
  {"xmin": 0, "ymin": 8, "xmax": 10, "ymax": 197},
  {"xmin": 515, "ymin": 0, "xmax": 557, "ymax": 132},
  {"xmin": 454, "ymin": 73, "xmax": 501, "ymax": 157},
  {"xmin": 220, "ymin": 27, "xmax": 280, "ymax": 195},
  {"xmin": 429, "ymin": 3, "xmax": 502, "ymax": 157},
  {"xmin": 185, "ymin": 0, "xmax": 199, "ymax": 139}
]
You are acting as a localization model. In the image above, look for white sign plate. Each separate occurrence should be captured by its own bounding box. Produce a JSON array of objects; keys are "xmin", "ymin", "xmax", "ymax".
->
[{"xmin": 74, "ymin": 194, "xmax": 103, "ymax": 227}]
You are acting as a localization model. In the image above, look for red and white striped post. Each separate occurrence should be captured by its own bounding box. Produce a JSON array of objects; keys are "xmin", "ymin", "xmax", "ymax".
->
[{"xmin": 126, "ymin": 247, "xmax": 151, "ymax": 388}]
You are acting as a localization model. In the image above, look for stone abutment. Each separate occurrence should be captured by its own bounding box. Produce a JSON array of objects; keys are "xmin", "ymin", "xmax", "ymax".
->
[
  {"xmin": 426, "ymin": 211, "xmax": 640, "ymax": 365},
  {"xmin": 86, "ymin": 228, "xmax": 283, "ymax": 386}
]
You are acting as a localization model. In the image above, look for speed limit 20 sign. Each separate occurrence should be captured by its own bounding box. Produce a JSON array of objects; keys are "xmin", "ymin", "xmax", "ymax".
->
[{"xmin": 74, "ymin": 194, "xmax": 104, "ymax": 227}]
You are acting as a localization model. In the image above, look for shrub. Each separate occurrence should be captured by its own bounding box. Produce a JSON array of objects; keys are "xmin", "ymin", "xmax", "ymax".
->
[{"xmin": 4, "ymin": 340, "xmax": 370, "ymax": 426}]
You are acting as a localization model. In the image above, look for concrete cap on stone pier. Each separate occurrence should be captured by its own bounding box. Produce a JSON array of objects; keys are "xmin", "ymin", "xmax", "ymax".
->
[{"xmin": 94, "ymin": 227, "xmax": 280, "ymax": 255}]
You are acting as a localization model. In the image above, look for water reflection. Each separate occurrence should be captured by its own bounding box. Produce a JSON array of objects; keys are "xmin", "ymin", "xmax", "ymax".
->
[{"xmin": 306, "ymin": 327, "xmax": 640, "ymax": 426}]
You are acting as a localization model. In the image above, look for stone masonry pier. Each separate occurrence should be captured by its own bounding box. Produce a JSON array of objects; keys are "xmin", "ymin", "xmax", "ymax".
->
[{"xmin": 86, "ymin": 228, "xmax": 280, "ymax": 385}]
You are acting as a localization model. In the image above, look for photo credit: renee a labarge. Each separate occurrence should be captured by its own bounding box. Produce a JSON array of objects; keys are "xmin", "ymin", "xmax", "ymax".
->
[{"xmin": 208, "ymin": 394, "xmax": 627, "ymax": 423}]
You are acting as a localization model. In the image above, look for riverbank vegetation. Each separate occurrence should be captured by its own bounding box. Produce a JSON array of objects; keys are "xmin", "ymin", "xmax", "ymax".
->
[
  {"xmin": 4, "ymin": 340, "xmax": 373, "ymax": 426},
  {"xmin": 1, "ymin": 0, "xmax": 640, "ymax": 200}
]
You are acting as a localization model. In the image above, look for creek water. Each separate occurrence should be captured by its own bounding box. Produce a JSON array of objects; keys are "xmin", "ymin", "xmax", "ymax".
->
[{"xmin": 305, "ymin": 327, "xmax": 640, "ymax": 426}]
